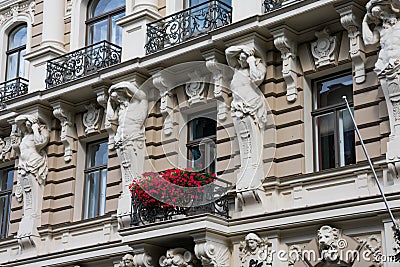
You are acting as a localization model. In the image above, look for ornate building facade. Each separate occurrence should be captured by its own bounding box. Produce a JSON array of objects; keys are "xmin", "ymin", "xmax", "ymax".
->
[{"xmin": 0, "ymin": 0, "xmax": 399, "ymax": 266}]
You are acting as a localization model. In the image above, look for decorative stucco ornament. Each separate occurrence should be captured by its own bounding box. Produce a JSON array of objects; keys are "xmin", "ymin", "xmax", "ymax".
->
[
  {"xmin": 185, "ymin": 71, "xmax": 206, "ymax": 105},
  {"xmin": 311, "ymin": 28, "xmax": 337, "ymax": 68},
  {"xmin": 83, "ymin": 103, "xmax": 101, "ymax": 134},
  {"xmin": 0, "ymin": 0, "xmax": 35, "ymax": 25},
  {"xmin": 159, "ymin": 248, "xmax": 197, "ymax": 267}
]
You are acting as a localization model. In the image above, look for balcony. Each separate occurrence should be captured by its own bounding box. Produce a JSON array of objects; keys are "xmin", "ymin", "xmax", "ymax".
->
[
  {"xmin": 45, "ymin": 41, "xmax": 122, "ymax": 89},
  {"xmin": 0, "ymin": 77, "xmax": 29, "ymax": 104},
  {"xmin": 263, "ymin": 0, "xmax": 296, "ymax": 13},
  {"xmin": 145, "ymin": 0, "xmax": 232, "ymax": 54},
  {"xmin": 131, "ymin": 177, "xmax": 231, "ymax": 225}
]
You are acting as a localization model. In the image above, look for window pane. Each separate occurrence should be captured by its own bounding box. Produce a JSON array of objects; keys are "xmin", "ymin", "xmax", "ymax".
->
[
  {"xmin": 19, "ymin": 50, "xmax": 26, "ymax": 78},
  {"xmin": 87, "ymin": 141, "xmax": 108, "ymax": 168},
  {"xmin": 190, "ymin": 117, "xmax": 216, "ymax": 140},
  {"xmin": 316, "ymin": 74, "xmax": 353, "ymax": 109},
  {"xmin": 0, "ymin": 196, "xmax": 6, "ymax": 237},
  {"xmin": 87, "ymin": 19, "xmax": 108, "ymax": 45},
  {"xmin": 6, "ymin": 170, "xmax": 14, "ymax": 190},
  {"xmin": 339, "ymin": 109, "xmax": 356, "ymax": 166},
  {"xmin": 89, "ymin": 0, "xmax": 125, "ymax": 18},
  {"xmin": 111, "ymin": 12, "xmax": 125, "ymax": 47},
  {"xmin": 8, "ymin": 26, "xmax": 27, "ymax": 49},
  {"xmin": 99, "ymin": 169, "xmax": 107, "ymax": 216},
  {"xmin": 6, "ymin": 53, "xmax": 18, "ymax": 80},
  {"xmin": 84, "ymin": 171, "xmax": 100, "ymax": 219},
  {"xmin": 315, "ymin": 112, "xmax": 335, "ymax": 170},
  {"xmin": 0, "ymin": 194, "xmax": 10, "ymax": 238},
  {"xmin": 186, "ymin": 0, "xmax": 207, "ymax": 7}
]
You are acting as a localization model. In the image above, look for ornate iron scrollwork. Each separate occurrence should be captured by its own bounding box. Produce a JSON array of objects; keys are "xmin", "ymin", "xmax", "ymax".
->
[
  {"xmin": 145, "ymin": 0, "xmax": 232, "ymax": 54},
  {"xmin": 45, "ymin": 41, "xmax": 122, "ymax": 88},
  {"xmin": 0, "ymin": 77, "xmax": 29, "ymax": 105},
  {"xmin": 131, "ymin": 177, "xmax": 231, "ymax": 225},
  {"xmin": 263, "ymin": 0, "xmax": 285, "ymax": 13}
]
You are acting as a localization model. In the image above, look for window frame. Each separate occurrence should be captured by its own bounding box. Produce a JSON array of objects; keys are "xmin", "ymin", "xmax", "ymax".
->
[
  {"xmin": 311, "ymin": 72, "xmax": 355, "ymax": 171},
  {"xmin": 82, "ymin": 139, "xmax": 108, "ymax": 219},
  {"xmin": 186, "ymin": 113, "xmax": 217, "ymax": 174},
  {"xmin": 85, "ymin": 0, "xmax": 125, "ymax": 45},
  {"xmin": 0, "ymin": 166, "xmax": 14, "ymax": 239},
  {"xmin": 5, "ymin": 24, "xmax": 27, "ymax": 81}
]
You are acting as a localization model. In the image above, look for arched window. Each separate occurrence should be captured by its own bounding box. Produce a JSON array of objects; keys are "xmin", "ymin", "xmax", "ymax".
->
[
  {"xmin": 86, "ymin": 0, "xmax": 125, "ymax": 46},
  {"xmin": 6, "ymin": 25, "xmax": 27, "ymax": 81}
]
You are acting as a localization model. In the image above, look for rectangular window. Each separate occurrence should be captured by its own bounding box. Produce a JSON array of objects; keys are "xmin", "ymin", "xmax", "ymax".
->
[
  {"xmin": 83, "ymin": 140, "xmax": 108, "ymax": 219},
  {"xmin": 0, "ymin": 168, "xmax": 14, "ymax": 238},
  {"xmin": 187, "ymin": 115, "xmax": 216, "ymax": 174},
  {"xmin": 312, "ymin": 73, "xmax": 355, "ymax": 171}
]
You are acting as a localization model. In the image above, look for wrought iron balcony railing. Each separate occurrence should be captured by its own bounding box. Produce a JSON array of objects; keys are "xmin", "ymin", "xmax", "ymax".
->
[
  {"xmin": 45, "ymin": 41, "xmax": 122, "ymax": 88},
  {"xmin": 145, "ymin": 0, "xmax": 232, "ymax": 54},
  {"xmin": 131, "ymin": 178, "xmax": 231, "ymax": 225},
  {"xmin": 0, "ymin": 77, "xmax": 29, "ymax": 104},
  {"xmin": 264, "ymin": 0, "xmax": 294, "ymax": 13}
]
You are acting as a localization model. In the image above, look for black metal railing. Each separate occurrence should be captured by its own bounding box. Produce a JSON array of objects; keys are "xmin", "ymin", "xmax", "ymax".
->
[
  {"xmin": 131, "ymin": 178, "xmax": 231, "ymax": 225},
  {"xmin": 264, "ymin": 0, "xmax": 291, "ymax": 13},
  {"xmin": 45, "ymin": 41, "xmax": 122, "ymax": 88},
  {"xmin": 145, "ymin": 0, "xmax": 232, "ymax": 54},
  {"xmin": 0, "ymin": 77, "xmax": 29, "ymax": 103}
]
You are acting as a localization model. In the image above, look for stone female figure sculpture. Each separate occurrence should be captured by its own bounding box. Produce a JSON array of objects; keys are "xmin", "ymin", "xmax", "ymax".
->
[
  {"xmin": 225, "ymin": 45, "xmax": 267, "ymax": 192},
  {"xmin": 13, "ymin": 114, "xmax": 49, "ymax": 247},
  {"xmin": 225, "ymin": 45, "xmax": 268, "ymax": 214}
]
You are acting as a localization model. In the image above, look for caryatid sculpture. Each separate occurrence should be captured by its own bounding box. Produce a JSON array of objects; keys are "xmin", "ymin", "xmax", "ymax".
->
[
  {"xmin": 13, "ymin": 115, "xmax": 49, "ymax": 243},
  {"xmin": 239, "ymin": 233, "xmax": 272, "ymax": 267},
  {"xmin": 106, "ymin": 81, "xmax": 148, "ymax": 227},
  {"xmin": 362, "ymin": 0, "xmax": 400, "ymax": 176},
  {"xmin": 225, "ymin": 46, "xmax": 267, "ymax": 194}
]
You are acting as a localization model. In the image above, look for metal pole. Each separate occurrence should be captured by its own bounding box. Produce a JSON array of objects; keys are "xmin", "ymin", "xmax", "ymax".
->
[{"xmin": 342, "ymin": 96, "xmax": 399, "ymax": 230}]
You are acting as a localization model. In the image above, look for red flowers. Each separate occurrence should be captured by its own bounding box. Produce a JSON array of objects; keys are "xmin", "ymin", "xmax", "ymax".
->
[{"xmin": 129, "ymin": 168, "xmax": 215, "ymax": 208}]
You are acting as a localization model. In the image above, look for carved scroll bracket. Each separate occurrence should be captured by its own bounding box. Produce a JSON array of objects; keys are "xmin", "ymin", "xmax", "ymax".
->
[
  {"xmin": 93, "ymin": 83, "xmax": 117, "ymax": 150},
  {"xmin": 203, "ymin": 48, "xmax": 230, "ymax": 121},
  {"xmin": 336, "ymin": 2, "xmax": 366, "ymax": 84},
  {"xmin": 152, "ymin": 70, "xmax": 175, "ymax": 136},
  {"xmin": 51, "ymin": 101, "xmax": 77, "ymax": 162},
  {"xmin": 272, "ymin": 26, "xmax": 299, "ymax": 102},
  {"xmin": 193, "ymin": 233, "xmax": 231, "ymax": 267},
  {"xmin": 128, "ymin": 244, "xmax": 164, "ymax": 267}
]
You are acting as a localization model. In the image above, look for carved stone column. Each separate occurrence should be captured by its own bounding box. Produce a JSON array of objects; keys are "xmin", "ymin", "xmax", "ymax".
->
[
  {"xmin": 193, "ymin": 233, "xmax": 231, "ymax": 267},
  {"xmin": 272, "ymin": 26, "xmax": 299, "ymax": 103},
  {"xmin": 42, "ymin": 0, "xmax": 65, "ymax": 49},
  {"xmin": 13, "ymin": 107, "xmax": 51, "ymax": 250},
  {"xmin": 50, "ymin": 101, "xmax": 77, "ymax": 162},
  {"xmin": 133, "ymin": 0, "xmax": 159, "ymax": 13},
  {"xmin": 336, "ymin": 2, "xmax": 366, "ymax": 84}
]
